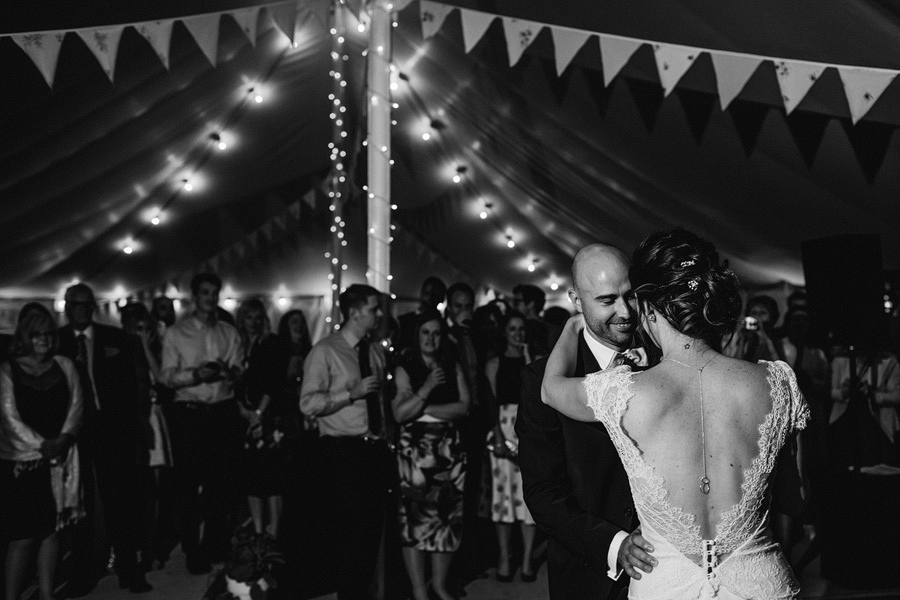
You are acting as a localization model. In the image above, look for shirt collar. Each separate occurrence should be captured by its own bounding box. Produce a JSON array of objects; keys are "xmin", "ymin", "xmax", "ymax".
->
[
  {"xmin": 75, "ymin": 324, "xmax": 94, "ymax": 340},
  {"xmin": 582, "ymin": 329, "xmax": 619, "ymax": 370},
  {"xmin": 341, "ymin": 328, "xmax": 362, "ymax": 349}
]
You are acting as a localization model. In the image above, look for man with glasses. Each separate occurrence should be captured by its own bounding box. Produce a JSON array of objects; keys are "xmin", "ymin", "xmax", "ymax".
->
[{"xmin": 58, "ymin": 283, "xmax": 150, "ymax": 595}]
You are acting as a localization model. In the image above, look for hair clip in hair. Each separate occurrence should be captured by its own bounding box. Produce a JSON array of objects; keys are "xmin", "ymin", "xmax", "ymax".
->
[
  {"xmin": 687, "ymin": 278, "xmax": 700, "ymax": 291},
  {"xmin": 680, "ymin": 260, "xmax": 696, "ymax": 268}
]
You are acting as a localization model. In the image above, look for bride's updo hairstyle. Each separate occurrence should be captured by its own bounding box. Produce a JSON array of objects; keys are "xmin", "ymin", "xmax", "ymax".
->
[{"xmin": 630, "ymin": 228, "xmax": 742, "ymax": 348}]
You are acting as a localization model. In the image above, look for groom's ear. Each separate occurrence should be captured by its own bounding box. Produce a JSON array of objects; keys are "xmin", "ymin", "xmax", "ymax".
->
[{"xmin": 568, "ymin": 289, "xmax": 582, "ymax": 313}]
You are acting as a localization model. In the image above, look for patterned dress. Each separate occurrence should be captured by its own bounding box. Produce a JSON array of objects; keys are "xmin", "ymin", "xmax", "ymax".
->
[
  {"xmin": 489, "ymin": 354, "xmax": 534, "ymax": 525},
  {"xmin": 396, "ymin": 356, "xmax": 467, "ymax": 552}
]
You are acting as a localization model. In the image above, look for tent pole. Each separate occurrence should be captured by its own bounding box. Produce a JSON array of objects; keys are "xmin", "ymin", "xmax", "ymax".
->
[{"xmin": 366, "ymin": 0, "xmax": 392, "ymax": 294}]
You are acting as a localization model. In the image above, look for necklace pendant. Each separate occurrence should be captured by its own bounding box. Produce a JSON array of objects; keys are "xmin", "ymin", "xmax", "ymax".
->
[{"xmin": 700, "ymin": 477, "xmax": 711, "ymax": 495}]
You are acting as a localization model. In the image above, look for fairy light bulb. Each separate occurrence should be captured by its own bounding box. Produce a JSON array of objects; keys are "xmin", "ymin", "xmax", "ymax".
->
[
  {"xmin": 507, "ymin": 238, "xmax": 515, "ymax": 248},
  {"xmin": 479, "ymin": 210, "xmax": 487, "ymax": 219},
  {"xmin": 550, "ymin": 282, "xmax": 559, "ymax": 291}
]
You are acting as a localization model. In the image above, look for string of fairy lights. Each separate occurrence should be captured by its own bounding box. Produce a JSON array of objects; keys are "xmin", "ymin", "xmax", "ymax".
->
[{"xmin": 393, "ymin": 66, "xmax": 564, "ymax": 294}]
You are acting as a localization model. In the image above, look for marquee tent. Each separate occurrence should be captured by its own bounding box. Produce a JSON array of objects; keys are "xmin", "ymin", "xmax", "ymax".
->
[{"xmin": 1, "ymin": 0, "xmax": 898, "ymax": 316}]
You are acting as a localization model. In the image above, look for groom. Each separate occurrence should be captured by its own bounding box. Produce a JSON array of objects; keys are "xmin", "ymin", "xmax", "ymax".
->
[{"xmin": 517, "ymin": 243, "xmax": 656, "ymax": 599}]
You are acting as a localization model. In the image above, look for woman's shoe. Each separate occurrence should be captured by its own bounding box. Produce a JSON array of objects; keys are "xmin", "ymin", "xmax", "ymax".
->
[{"xmin": 496, "ymin": 570, "xmax": 513, "ymax": 583}]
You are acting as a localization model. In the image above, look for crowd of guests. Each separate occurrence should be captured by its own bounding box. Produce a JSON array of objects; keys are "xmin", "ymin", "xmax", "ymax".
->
[{"xmin": 0, "ymin": 268, "xmax": 896, "ymax": 600}]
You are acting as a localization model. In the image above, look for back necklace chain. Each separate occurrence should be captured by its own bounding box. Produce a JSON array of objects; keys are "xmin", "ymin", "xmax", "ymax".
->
[{"xmin": 663, "ymin": 353, "xmax": 717, "ymax": 494}]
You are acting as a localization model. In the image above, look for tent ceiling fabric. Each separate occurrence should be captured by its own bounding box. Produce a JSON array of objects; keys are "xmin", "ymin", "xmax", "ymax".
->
[{"xmin": 1, "ymin": 0, "xmax": 898, "ymax": 303}]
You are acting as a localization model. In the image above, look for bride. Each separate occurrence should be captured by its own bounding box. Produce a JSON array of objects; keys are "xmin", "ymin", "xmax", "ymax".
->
[{"xmin": 542, "ymin": 228, "xmax": 808, "ymax": 599}]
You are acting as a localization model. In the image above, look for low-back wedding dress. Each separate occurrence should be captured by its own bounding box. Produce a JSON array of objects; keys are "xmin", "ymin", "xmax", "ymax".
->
[{"xmin": 584, "ymin": 360, "xmax": 809, "ymax": 600}]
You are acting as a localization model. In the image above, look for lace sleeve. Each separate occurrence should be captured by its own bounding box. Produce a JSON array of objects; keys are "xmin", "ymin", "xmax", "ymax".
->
[
  {"xmin": 583, "ymin": 366, "xmax": 630, "ymax": 427},
  {"xmin": 777, "ymin": 361, "xmax": 811, "ymax": 432}
]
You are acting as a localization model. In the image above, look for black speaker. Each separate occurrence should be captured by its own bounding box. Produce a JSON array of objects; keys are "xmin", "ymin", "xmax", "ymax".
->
[{"xmin": 801, "ymin": 234, "xmax": 885, "ymax": 347}]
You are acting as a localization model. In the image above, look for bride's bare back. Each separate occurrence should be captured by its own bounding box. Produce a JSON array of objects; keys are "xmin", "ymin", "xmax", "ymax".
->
[{"xmin": 624, "ymin": 356, "xmax": 775, "ymax": 542}]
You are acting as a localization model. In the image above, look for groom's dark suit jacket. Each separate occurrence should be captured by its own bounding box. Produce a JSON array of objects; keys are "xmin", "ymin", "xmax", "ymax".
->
[{"xmin": 516, "ymin": 336, "xmax": 636, "ymax": 600}]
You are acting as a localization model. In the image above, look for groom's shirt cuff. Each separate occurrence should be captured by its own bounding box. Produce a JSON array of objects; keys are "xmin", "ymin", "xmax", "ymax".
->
[{"xmin": 607, "ymin": 530, "xmax": 629, "ymax": 580}]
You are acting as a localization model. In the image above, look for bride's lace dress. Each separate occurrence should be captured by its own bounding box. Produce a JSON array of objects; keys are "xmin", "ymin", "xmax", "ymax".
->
[{"xmin": 584, "ymin": 360, "xmax": 809, "ymax": 600}]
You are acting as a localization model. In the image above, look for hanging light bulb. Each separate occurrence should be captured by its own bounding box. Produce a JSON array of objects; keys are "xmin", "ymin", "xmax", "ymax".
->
[
  {"xmin": 550, "ymin": 282, "xmax": 560, "ymax": 291},
  {"xmin": 507, "ymin": 237, "xmax": 515, "ymax": 249},
  {"xmin": 479, "ymin": 210, "xmax": 487, "ymax": 219},
  {"xmin": 182, "ymin": 179, "xmax": 193, "ymax": 192},
  {"xmin": 151, "ymin": 216, "xmax": 160, "ymax": 226},
  {"xmin": 422, "ymin": 132, "xmax": 431, "ymax": 141},
  {"xmin": 123, "ymin": 245, "xmax": 133, "ymax": 255}
]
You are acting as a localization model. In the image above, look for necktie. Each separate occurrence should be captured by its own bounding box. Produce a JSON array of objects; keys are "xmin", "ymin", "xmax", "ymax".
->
[
  {"xmin": 75, "ymin": 333, "xmax": 98, "ymax": 411},
  {"xmin": 610, "ymin": 351, "xmax": 638, "ymax": 370},
  {"xmin": 357, "ymin": 339, "xmax": 382, "ymax": 437}
]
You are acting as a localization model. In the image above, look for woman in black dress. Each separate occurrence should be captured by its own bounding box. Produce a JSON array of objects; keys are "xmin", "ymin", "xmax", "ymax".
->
[
  {"xmin": 0, "ymin": 303, "xmax": 83, "ymax": 600},
  {"xmin": 236, "ymin": 298, "xmax": 291, "ymax": 540},
  {"xmin": 391, "ymin": 309, "xmax": 470, "ymax": 600}
]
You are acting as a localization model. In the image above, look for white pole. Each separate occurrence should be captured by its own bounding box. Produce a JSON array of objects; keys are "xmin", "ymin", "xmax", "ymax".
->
[{"xmin": 366, "ymin": 0, "xmax": 392, "ymax": 294}]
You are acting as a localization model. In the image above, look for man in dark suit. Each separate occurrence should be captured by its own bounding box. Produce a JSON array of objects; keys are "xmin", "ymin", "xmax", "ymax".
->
[
  {"xmin": 58, "ymin": 283, "xmax": 150, "ymax": 595},
  {"xmin": 516, "ymin": 244, "xmax": 656, "ymax": 600}
]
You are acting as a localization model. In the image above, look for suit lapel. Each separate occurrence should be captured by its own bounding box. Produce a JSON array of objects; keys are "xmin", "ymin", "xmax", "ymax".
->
[{"xmin": 576, "ymin": 335, "xmax": 602, "ymax": 377}]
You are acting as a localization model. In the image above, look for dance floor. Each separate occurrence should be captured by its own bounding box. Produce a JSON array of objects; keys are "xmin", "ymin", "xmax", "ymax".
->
[{"xmin": 76, "ymin": 533, "xmax": 899, "ymax": 600}]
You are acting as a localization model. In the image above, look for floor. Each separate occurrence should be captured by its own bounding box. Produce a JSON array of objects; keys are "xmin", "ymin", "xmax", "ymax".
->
[{"xmin": 76, "ymin": 533, "xmax": 900, "ymax": 600}]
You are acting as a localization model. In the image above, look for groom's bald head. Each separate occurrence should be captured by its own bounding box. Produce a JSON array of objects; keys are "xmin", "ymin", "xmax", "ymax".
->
[{"xmin": 569, "ymin": 243, "xmax": 635, "ymax": 351}]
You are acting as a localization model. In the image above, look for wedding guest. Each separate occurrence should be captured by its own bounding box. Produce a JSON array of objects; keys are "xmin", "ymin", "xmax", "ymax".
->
[
  {"xmin": 120, "ymin": 303, "xmax": 176, "ymax": 571},
  {"xmin": 151, "ymin": 297, "xmax": 176, "ymax": 340},
  {"xmin": 278, "ymin": 310, "xmax": 314, "ymax": 435},
  {"xmin": 396, "ymin": 277, "xmax": 447, "ymax": 353},
  {"xmin": 1, "ymin": 303, "xmax": 84, "ymax": 600},
  {"xmin": 512, "ymin": 284, "xmax": 553, "ymax": 358},
  {"xmin": 58, "ymin": 283, "xmax": 150, "ymax": 594},
  {"xmin": 485, "ymin": 311, "xmax": 537, "ymax": 582},
  {"xmin": 161, "ymin": 273, "xmax": 244, "ymax": 575},
  {"xmin": 236, "ymin": 299, "xmax": 291, "ymax": 541},
  {"xmin": 723, "ymin": 295, "xmax": 780, "ymax": 361},
  {"xmin": 300, "ymin": 284, "xmax": 391, "ymax": 600},
  {"xmin": 391, "ymin": 309, "xmax": 470, "ymax": 600}
]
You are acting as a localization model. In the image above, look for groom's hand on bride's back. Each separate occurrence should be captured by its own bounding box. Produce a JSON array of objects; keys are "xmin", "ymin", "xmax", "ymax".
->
[{"xmin": 618, "ymin": 528, "xmax": 657, "ymax": 580}]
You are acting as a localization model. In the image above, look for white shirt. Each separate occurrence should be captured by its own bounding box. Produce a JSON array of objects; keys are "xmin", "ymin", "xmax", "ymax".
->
[{"xmin": 582, "ymin": 329, "xmax": 631, "ymax": 580}]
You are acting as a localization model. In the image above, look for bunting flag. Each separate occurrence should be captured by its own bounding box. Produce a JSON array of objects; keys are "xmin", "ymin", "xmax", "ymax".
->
[
  {"xmin": 76, "ymin": 26, "xmax": 125, "ymax": 82},
  {"xmin": 599, "ymin": 35, "xmax": 642, "ymax": 87},
  {"xmin": 404, "ymin": 1, "xmax": 900, "ymax": 127},
  {"xmin": 268, "ymin": 2, "xmax": 298, "ymax": 45},
  {"xmin": 230, "ymin": 6, "xmax": 261, "ymax": 47},
  {"xmin": 774, "ymin": 60, "xmax": 825, "ymax": 115},
  {"xmin": 459, "ymin": 8, "xmax": 494, "ymax": 53},
  {"xmin": 837, "ymin": 67, "xmax": 897, "ymax": 124},
  {"xmin": 653, "ymin": 44, "xmax": 700, "ymax": 97},
  {"xmin": 785, "ymin": 110, "xmax": 830, "ymax": 168},
  {"xmin": 135, "ymin": 20, "xmax": 175, "ymax": 69},
  {"xmin": 420, "ymin": 1, "xmax": 455, "ymax": 40},
  {"xmin": 12, "ymin": 32, "xmax": 64, "ymax": 88},
  {"xmin": 710, "ymin": 53, "xmax": 763, "ymax": 110},
  {"xmin": 182, "ymin": 13, "xmax": 221, "ymax": 67},
  {"xmin": 501, "ymin": 17, "xmax": 543, "ymax": 67},
  {"xmin": 306, "ymin": 0, "xmax": 330, "ymax": 31},
  {"xmin": 551, "ymin": 27, "xmax": 589, "ymax": 76}
]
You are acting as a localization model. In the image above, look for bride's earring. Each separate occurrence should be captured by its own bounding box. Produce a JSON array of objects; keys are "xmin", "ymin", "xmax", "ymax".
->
[{"xmin": 648, "ymin": 312, "xmax": 656, "ymax": 322}]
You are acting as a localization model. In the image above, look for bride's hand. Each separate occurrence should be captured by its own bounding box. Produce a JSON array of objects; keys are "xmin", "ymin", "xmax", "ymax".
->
[{"xmin": 618, "ymin": 528, "xmax": 657, "ymax": 579}]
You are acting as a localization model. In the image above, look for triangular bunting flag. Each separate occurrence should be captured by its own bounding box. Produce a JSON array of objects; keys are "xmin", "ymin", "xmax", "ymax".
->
[
  {"xmin": 551, "ymin": 27, "xmax": 590, "ymax": 76},
  {"xmin": 599, "ymin": 35, "xmax": 642, "ymax": 87},
  {"xmin": 785, "ymin": 110, "xmax": 830, "ymax": 168},
  {"xmin": 676, "ymin": 88, "xmax": 717, "ymax": 145},
  {"xmin": 837, "ymin": 67, "xmax": 897, "ymax": 124},
  {"xmin": 229, "ymin": 6, "xmax": 260, "ymax": 47},
  {"xmin": 459, "ymin": 9, "xmax": 494, "ymax": 53},
  {"xmin": 729, "ymin": 99, "xmax": 770, "ymax": 157},
  {"xmin": 13, "ymin": 32, "xmax": 65, "ymax": 88},
  {"xmin": 652, "ymin": 43, "xmax": 700, "ymax": 96},
  {"xmin": 302, "ymin": 190, "xmax": 316, "ymax": 209},
  {"xmin": 76, "ymin": 26, "xmax": 125, "ymax": 82},
  {"xmin": 136, "ymin": 20, "xmax": 174, "ymax": 69},
  {"xmin": 774, "ymin": 60, "xmax": 825, "ymax": 115},
  {"xmin": 181, "ymin": 13, "xmax": 221, "ymax": 67},
  {"xmin": 501, "ymin": 17, "xmax": 543, "ymax": 67},
  {"xmin": 710, "ymin": 53, "xmax": 763, "ymax": 110},
  {"xmin": 843, "ymin": 120, "xmax": 894, "ymax": 183},
  {"xmin": 306, "ymin": 0, "xmax": 330, "ymax": 31},
  {"xmin": 420, "ymin": 1, "xmax": 455, "ymax": 40},
  {"xmin": 268, "ymin": 1, "xmax": 298, "ymax": 45},
  {"xmin": 626, "ymin": 78, "xmax": 665, "ymax": 134}
]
